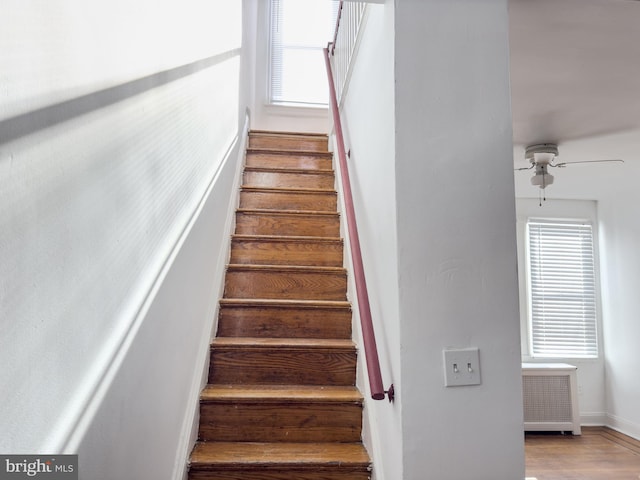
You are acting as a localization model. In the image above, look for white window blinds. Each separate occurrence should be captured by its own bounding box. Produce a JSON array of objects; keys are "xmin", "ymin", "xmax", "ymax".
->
[
  {"xmin": 269, "ymin": 0, "xmax": 336, "ymax": 106},
  {"xmin": 527, "ymin": 220, "xmax": 598, "ymax": 358}
]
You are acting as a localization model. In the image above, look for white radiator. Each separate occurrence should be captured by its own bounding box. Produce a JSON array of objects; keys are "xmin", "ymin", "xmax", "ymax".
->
[{"xmin": 522, "ymin": 363, "xmax": 581, "ymax": 435}]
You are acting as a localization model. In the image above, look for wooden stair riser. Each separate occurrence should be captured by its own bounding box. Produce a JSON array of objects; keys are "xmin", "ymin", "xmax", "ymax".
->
[
  {"xmin": 190, "ymin": 442, "xmax": 370, "ymax": 480},
  {"xmin": 230, "ymin": 237, "xmax": 343, "ymax": 267},
  {"xmin": 224, "ymin": 267, "xmax": 347, "ymax": 301},
  {"xmin": 244, "ymin": 169, "xmax": 335, "ymax": 190},
  {"xmin": 217, "ymin": 303, "xmax": 352, "ymax": 339},
  {"xmin": 198, "ymin": 402, "xmax": 362, "ymax": 442},
  {"xmin": 240, "ymin": 189, "xmax": 337, "ymax": 212},
  {"xmin": 249, "ymin": 133, "xmax": 328, "ymax": 152},
  {"xmin": 246, "ymin": 151, "xmax": 333, "ymax": 170},
  {"xmin": 235, "ymin": 211, "xmax": 340, "ymax": 237},
  {"xmin": 209, "ymin": 347, "xmax": 357, "ymax": 385},
  {"xmin": 189, "ymin": 467, "xmax": 370, "ymax": 480}
]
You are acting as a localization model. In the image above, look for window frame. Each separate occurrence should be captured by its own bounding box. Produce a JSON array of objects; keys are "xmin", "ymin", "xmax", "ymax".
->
[
  {"xmin": 524, "ymin": 217, "xmax": 601, "ymax": 359},
  {"xmin": 267, "ymin": 0, "xmax": 337, "ymax": 107}
]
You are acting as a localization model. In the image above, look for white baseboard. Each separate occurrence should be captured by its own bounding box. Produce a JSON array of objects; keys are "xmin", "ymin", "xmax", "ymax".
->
[
  {"xmin": 606, "ymin": 413, "xmax": 640, "ymax": 441},
  {"xmin": 580, "ymin": 412, "xmax": 607, "ymax": 426}
]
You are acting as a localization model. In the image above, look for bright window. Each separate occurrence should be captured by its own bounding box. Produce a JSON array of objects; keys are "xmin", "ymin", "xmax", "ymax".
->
[
  {"xmin": 269, "ymin": 0, "xmax": 336, "ymax": 106},
  {"xmin": 526, "ymin": 220, "xmax": 599, "ymax": 358}
]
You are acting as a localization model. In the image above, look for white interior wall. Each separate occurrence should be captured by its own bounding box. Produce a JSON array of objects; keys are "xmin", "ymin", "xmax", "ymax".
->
[
  {"xmin": 74, "ymin": 132, "xmax": 246, "ymax": 479},
  {"xmin": 333, "ymin": 3, "xmax": 402, "ymax": 480},
  {"xmin": 0, "ymin": 1, "xmax": 251, "ymax": 476},
  {"xmin": 599, "ymin": 191, "xmax": 640, "ymax": 439},
  {"xmin": 394, "ymin": 1, "xmax": 524, "ymax": 479}
]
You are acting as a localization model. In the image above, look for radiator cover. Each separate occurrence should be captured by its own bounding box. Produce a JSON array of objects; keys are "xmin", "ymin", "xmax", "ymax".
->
[{"xmin": 522, "ymin": 363, "xmax": 581, "ymax": 435}]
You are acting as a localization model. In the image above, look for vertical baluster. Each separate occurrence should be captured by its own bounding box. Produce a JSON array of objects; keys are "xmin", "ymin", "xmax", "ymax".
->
[{"xmin": 330, "ymin": 1, "xmax": 367, "ymax": 105}]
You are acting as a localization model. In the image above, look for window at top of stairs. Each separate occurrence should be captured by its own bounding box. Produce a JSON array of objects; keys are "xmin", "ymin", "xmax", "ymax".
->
[{"xmin": 269, "ymin": 0, "xmax": 337, "ymax": 107}]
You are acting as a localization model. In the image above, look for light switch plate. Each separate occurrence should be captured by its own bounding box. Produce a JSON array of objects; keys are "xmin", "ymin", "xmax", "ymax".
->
[{"xmin": 443, "ymin": 347, "xmax": 481, "ymax": 387}]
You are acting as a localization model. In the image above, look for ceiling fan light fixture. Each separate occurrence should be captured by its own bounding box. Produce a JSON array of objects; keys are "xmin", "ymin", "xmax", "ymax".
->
[{"xmin": 531, "ymin": 171, "xmax": 554, "ymax": 189}]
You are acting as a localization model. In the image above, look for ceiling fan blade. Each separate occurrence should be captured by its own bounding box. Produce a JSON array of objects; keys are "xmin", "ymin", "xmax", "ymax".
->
[
  {"xmin": 553, "ymin": 159, "xmax": 624, "ymax": 168},
  {"xmin": 515, "ymin": 165, "xmax": 534, "ymax": 171}
]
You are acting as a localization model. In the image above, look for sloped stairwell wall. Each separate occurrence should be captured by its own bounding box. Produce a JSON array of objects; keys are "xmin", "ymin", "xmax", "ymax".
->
[
  {"xmin": 332, "ymin": 1, "xmax": 524, "ymax": 479},
  {"xmin": 0, "ymin": 1, "xmax": 255, "ymax": 478},
  {"xmin": 330, "ymin": 4, "xmax": 402, "ymax": 480}
]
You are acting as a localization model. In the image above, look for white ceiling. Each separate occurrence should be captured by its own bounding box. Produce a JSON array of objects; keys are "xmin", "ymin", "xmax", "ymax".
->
[{"xmin": 509, "ymin": 0, "xmax": 640, "ymax": 197}]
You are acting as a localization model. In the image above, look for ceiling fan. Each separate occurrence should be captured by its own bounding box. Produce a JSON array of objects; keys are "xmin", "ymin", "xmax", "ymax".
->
[{"xmin": 516, "ymin": 143, "xmax": 624, "ymax": 202}]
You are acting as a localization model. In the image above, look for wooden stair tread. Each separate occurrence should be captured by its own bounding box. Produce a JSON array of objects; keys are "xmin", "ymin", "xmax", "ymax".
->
[
  {"xmin": 244, "ymin": 166, "xmax": 334, "ymax": 175},
  {"xmin": 226, "ymin": 264, "xmax": 345, "ymax": 273},
  {"xmin": 247, "ymin": 148, "xmax": 333, "ymax": 158},
  {"xmin": 201, "ymin": 385, "xmax": 362, "ymax": 403},
  {"xmin": 237, "ymin": 208, "xmax": 339, "ymax": 217},
  {"xmin": 250, "ymin": 130, "xmax": 328, "ymax": 138},
  {"xmin": 232, "ymin": 234, "xmax": 342, "ymax": 243},
  {"xmin": 212, "ymin": 337, "xmax": 354, "ymax": 349},
  {"xmin": 241, "ymin": 186, "xmax": 336, "ymax": 194},
  {"xmin": 245, "ymin": 148, "xmax": 332, "ymax": 156},
  {"xmin": 190, "ymin": 442, "xmax": 370, "ymax": 468},
  {"xmin": 219, "ymin": 298, "xmax": 350, "ymax": 308}
]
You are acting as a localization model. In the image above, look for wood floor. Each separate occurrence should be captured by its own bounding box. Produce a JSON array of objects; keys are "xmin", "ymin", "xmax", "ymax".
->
[{"xmin": 526, "ymin": 427, "xmax": 640, "ymax": 479}]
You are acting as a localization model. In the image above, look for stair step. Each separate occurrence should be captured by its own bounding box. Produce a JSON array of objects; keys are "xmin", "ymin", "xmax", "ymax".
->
[
  {"xmin": 189, "ymin": 442, "xmax": 370, "ymax": 480},
  {"xmin": 244, "ymin": 167, "xmax": 334, "ymax": 190},
  {"xmin": 246, "ymin": 150, "xmax": 333, "ymax": 170},
  {"xmin": 209, "ymin": 338, "xmax": 357, "ymax": 385},
  {"xmin": 230, "ymin": 235, "xmax": 343, "ymax": 267},
  {"xmin": 217, "ymin": 299, "xmax": 352, "ymax": 339},
  {"xmin": 248, "ymin": 131, "xmax": 329, "ymax": 153},
  {"xmin": 198, "ymin": 385, "xmax": 363, "ymax": 442},
  {"xmin": 240, "ymin": 187, "xmax": 337, "ymax": 212},
  {"xmin": 190, "ymin": 130, "xmax": 371, "ymax": 480},
  {"xmin": 224, "ymin": 264, "xmax": 347, "ymax": 301},
  {"xmin": 235, "ymin": 209, "xmax": 340, "ymax": 238},
  {"xmin": 201, "ymin": 384, "xmax": 363, "ymax": 402}
]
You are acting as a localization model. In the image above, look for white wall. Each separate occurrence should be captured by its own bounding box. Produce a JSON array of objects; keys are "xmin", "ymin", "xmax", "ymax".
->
[
  {"xmin": 394, "ymin": 1, "xmax": 524, "ymax": 479},
  {"xmin": 0, "ymin": 1, "xmax": 251, "ymax": 477},
  {"xmin": 73, "ymin": 132, "xmax": 245, "ymax": 479},
  {"xmin": 600, "ymin": 194, "xmax": 640, "ymax": 439},
  {"xmin": 333, "ymin": 3, "xmax": 403, "ymax": 480},
  {"xmin": 598, "ymin": 174, "xmax": 640, "ymax": 440}
]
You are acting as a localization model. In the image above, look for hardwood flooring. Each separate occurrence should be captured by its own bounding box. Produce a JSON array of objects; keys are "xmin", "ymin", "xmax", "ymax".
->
[{"xmin": 526, "ymin": 427, "xmax": 640, "ymax": 479}]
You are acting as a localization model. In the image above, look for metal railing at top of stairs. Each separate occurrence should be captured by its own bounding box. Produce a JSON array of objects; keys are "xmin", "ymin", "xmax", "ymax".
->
[
  {"xmin": 324, "ymin": 2, "xmax": 394, "ymax": 403},
  {"xmin": 329, "ymin": 1, "xmax": 367, "ymax": 105}
]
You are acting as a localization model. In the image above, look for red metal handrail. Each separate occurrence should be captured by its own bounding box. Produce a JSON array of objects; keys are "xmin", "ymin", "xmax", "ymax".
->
[{"xmin": 323, "ymin": 46, "xmax": 394, "ymax": 402}]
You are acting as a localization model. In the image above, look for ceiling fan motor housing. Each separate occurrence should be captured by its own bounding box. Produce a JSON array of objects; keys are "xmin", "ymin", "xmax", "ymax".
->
[{"xmin": 525, "ymin": 143, "xmax": 559, "ymax": 165}]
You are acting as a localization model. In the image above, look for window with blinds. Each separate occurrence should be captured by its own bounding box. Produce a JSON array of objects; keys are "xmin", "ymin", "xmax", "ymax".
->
[
  {"xmin": 526, "ymin": 220, "xmax": 599, "ymax": 358},
  {"xmin": 269, "ymin": 0, "xmax": 337, "ymax": 106}
]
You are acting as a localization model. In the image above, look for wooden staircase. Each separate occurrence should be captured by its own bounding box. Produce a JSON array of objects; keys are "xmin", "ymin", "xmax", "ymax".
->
[{"xmin": 188, "ymin": 131, "xmax": 371, "ymax": 480}]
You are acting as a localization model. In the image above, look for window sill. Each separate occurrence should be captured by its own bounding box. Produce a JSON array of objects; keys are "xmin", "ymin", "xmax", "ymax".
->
[{"xmin": 264, "ymin": 103, "xmax": 329, "ymax": 117}]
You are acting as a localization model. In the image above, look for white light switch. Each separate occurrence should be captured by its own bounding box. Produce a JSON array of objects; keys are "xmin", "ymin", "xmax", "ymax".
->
[{"xmin": 443, "ymin": 347, "xmax": 481, "ymax": 387}]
